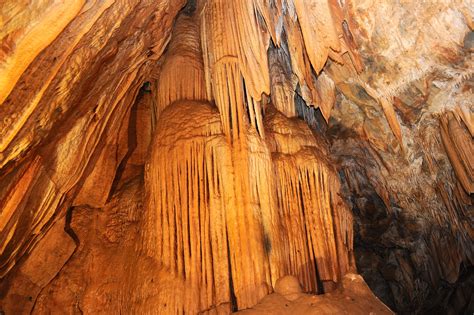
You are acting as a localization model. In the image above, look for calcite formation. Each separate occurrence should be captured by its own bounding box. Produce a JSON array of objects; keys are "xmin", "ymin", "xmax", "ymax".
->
[
  {"xmin": 238, "ymin": 274, "xmax": 393, "ymax": 314},
  {"xmin": 0, "ymin": 0, "xmax": 472, "ymax": 314}
]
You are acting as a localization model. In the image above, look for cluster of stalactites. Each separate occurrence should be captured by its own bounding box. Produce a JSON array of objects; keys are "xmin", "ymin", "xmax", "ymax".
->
[
  {"xmin": 153, "ymin": 0, "xmax": 363, "ymax": 143},
  {"xmin": 200, "ymin": 0, "xmax": 270, "ymax": 140},
  {"xmin": 199, "ymin": 0, "xmax": 363, "ymax": 142},
  {"xmin": 145, "ymin": 1, "xmax": 356, "ymax": 312}
]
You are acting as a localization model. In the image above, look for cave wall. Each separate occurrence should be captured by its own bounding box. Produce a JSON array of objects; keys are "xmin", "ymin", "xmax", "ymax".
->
[
  {"xmin": 322, "ymin": 1, "xmax": 473, "ymax": 313},
  {"xmin": 0, "ymin": 0, "xmax": 185, "ymax": 312},
  {"xmin": 0, "ymin": 0, "xmax": 185, "ymax": 280}
]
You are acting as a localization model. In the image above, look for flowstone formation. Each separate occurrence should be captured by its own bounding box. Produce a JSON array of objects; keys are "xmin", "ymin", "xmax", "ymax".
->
[
  {"xmin": 0, "ymin": 0, "xmax": 472, "ymax": 314},
  {"xmin": 145, "ymin": 13, "xmax": 354, "ymax": 312}
]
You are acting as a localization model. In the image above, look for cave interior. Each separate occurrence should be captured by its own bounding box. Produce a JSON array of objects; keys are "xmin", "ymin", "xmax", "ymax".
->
[{"xmin": 0, "ymin": 0, "xmax": 473, "ymax": 314}]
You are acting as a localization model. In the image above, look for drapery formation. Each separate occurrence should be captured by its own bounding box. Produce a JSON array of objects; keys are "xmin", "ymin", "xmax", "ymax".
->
[
  {"xmin": 145, "ymin": 4, "xmax": 355, "ymax": 312},
  {"xmin": 1, "ymin": 0, "xmax": 471, "ymax": 313},
  {"xmin": 0, "ymin": 0, "xmax": 186, "ymax": 280}
]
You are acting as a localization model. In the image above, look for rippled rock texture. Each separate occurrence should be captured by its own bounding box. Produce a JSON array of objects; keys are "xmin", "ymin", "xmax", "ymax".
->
[
  {"xmin": 325, "ymin": 1, "xmax": 473, "ymax": 313},
  {"xmin": 0, "ymin": 0, "xmax": 472, "ymax": 314}
]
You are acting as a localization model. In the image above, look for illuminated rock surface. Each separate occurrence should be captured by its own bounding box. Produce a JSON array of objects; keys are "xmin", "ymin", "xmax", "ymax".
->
[{"xmin": 0, "ymin": 0, "xmax": 472, "ymax": 314}]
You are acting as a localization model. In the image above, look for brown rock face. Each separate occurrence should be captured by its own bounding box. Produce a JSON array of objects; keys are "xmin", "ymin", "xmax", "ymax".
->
[
  {"xmin": 0, "ymin": 0, "xmax": 472, "ymax": 314},
  {"xmin": 323, "ymin": 1, "xmax": 473, "ymax": 313}
]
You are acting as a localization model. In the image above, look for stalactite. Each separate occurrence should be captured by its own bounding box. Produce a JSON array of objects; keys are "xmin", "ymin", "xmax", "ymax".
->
[
  {"xmin": 440, "ymin": 109, "xmax": 473, "ymax": 194},
  {"xmin": 154, "ymin": 14, "xmax": 208, "ymax": 116},
  {"xmin": 201, "ymin": 0, "xmax": 270, "ymax": 140},
  {"xmin": 454, "ymin": 105, "xmax": 473, "ymax": 136},
  {"xmin": 199, "ymin": 0, "xmax": 364, "ymax": 143},
  {"xmin": 281, "ymin": 12, "xmax": 321, "ymax": 110},
  {"xmin": 292, "ymin": 0, "xmax": 341, "ymax": 73},
  {"xmin": 295, "ymin": 89, "xmax": 321, "ymax": 132},
  {"xmin": 315, "ymin": 72, "xmax": 336, "ymax": 122}
]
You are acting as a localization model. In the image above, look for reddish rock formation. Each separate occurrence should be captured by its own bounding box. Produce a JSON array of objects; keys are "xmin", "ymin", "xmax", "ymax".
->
[{"xmin": 0, "ymin": 0, "xmax": 472, "ymax": 314}]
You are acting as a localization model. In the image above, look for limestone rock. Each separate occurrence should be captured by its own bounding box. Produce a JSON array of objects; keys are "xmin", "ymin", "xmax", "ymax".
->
[
  {"xmin": 0, "ymin": 0, "xmax": 472, "ymax": 314},
  {"xmin": 274, "ymin": 276, "xmax": 303, "ymax": 301}
]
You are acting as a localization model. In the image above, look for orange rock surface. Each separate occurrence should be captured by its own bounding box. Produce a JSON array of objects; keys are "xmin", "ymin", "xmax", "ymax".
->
[{"xmin": 0, "ymin": 0, "xmax": 472, "ymax": 314}]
